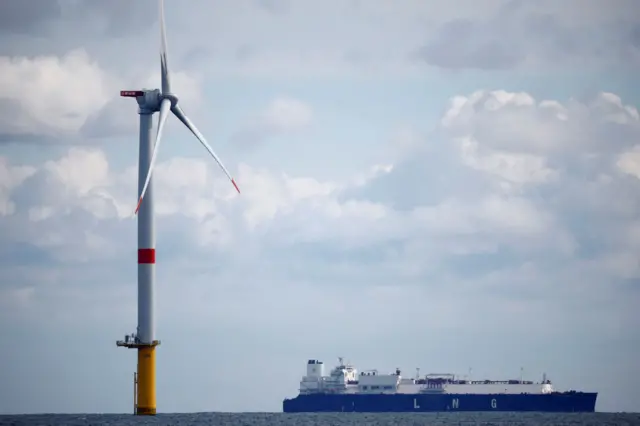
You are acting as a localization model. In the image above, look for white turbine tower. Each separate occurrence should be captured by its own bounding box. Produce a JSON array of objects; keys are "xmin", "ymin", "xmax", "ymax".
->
[{"xmin": 116, "ymin": 0, "xmax": 240, "ymax": 416}]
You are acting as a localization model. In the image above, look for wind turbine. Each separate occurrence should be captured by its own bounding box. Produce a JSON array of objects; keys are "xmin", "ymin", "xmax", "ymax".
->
[{"xmin": 116, "ymin": 0, "xmax": 239, "ymax": 416}]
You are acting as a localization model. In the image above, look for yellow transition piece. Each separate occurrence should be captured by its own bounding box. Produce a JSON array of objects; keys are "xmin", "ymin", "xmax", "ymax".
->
[{"xmin": 136, "ymin": 345, "xmax": 156, "ymax": 415}]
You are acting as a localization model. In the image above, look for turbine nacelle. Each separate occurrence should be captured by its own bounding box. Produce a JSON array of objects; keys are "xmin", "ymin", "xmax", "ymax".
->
[
  {"xmin": 120, "ymin": 89, "xmax": 179, "ymax": 113},
  {"xmin": 120, "ymin": 89, "xmax": 160, "ymax": 112}
]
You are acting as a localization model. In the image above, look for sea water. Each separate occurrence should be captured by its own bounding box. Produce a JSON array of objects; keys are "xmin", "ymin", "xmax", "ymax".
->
[{"xmin": 1, "ymin": 412, "xmax": 639, "ymax": 426}]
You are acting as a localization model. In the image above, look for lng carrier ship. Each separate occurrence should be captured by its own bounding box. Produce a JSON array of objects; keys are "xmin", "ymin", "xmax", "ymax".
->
[{"xmin": 282, "ymin": 358, "xmax": 597, "ymax": 413}]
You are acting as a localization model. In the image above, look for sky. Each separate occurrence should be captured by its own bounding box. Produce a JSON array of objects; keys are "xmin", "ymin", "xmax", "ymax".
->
[{"xmin": 0, "ymin": 0, "xmax": 639, "ymax": 415}]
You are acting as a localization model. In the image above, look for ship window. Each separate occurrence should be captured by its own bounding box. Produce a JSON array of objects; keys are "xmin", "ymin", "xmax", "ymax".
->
[
  {"xmin": 371, "ymin": 386, "xmax": 379, "ymax": 389},
  {"xmin": 383, "ymin": 386, "xmax": 393, "ymax": 390},
  {"xmin": 362, "ymin": 386, "xmax": 368, "ymax": 390}
]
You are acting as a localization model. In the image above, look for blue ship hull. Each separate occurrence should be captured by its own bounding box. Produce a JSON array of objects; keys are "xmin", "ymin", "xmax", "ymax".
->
[{"xmin": 282, "ymin": 392, "xmax": 597, "ymax": 413}]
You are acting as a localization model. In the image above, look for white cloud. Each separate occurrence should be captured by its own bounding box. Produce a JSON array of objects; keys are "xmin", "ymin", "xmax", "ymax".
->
[
  {"xmin": 44, "ymin": 148, "xmax": 110, "ymax": 195},
  {"xmin": 0, "ymin": 49, "xmax": 114, "ymax": 140},
  {"xmin": 441, "ymin": 90, "xmax": 640, "ymax": 161},
  {"xmin": 0, "ymin": 45, "xmax": 206, "ymax": 142},
  {"xmin": 457, "ymin": 136, "xmax": 557, "ymax": 186},
  {"xmin": 1, "ymin": 87, "xmax": 640, "ymax": 413},
  {"xmin": 5, "ymin": 88, "xmax": 639, "ymax": 285},
  {"xmin": 617, "ymin": 145, "xmax": 640, "ymax": 179},
  {"xmin": 411, "ymin": 195, "xmax": 553, "ymax": 236}
]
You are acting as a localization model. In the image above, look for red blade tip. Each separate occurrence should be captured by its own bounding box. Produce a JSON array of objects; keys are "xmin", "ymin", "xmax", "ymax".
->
[
  {"xmin": 134, "ymin": 197, "xmax": 143, "ymax": 215},
  {"xmin": 232, "ymin": 178, "xmax": 240, "ymax": 194}
]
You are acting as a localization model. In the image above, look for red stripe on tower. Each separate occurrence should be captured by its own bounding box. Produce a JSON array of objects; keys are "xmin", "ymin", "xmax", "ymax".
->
[{"xmin": 138, "ymin": 249, "xmax": 156, "ymax": 264}]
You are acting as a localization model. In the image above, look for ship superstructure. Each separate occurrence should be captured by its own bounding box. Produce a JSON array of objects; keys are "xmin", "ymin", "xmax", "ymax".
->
[{"xmin": 300, "ymin": 358, "xmax": 553, "ymax": 395}]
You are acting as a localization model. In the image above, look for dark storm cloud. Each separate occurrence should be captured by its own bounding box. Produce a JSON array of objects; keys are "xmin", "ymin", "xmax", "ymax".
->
[
  {"xmin": 0, "ymin": 0, "xmax": 155, "ymax": 38},
  {"xmin": 0, "ymin": 100, "xmax": 65, "ymax": 145},
  {"xmin": 0, "ymin": 0, "xmax": 62, "ymax": 35},
  {"xmin": 0, "ymin": 133, "xmax": 62, "ymax": 145},
  {"xmin": 417, "ymin": 18, "xmax": 524, "ymax": 70},
  {"xmin": 68, "ymin": 0, "xmax": 157, "ymax": 37},
  {"xmin": 0, "ymin": 102, "xmax": 89, "ymax": 147},
  {"xmin": 0, "ymin": 0, "xmax": 157, "ymax": 58},
  {"xmin": 417, "ymin": 1, "xmax": 640, "ymax": 70},
  {"xmin": 80, "ymin": 98, "xmax": 138, "ymax": 140}
]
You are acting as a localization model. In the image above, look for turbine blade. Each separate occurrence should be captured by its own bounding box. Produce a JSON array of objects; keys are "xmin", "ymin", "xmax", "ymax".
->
[
  {"xmin": 159, "ymin": 0, "xmax": 171, "ymax": 94},
  {"xmin": 171, "ymin": 104, "xmax": 240, "ymax": 194},
  {"xmin": 135, "ymin": 98, "xmax": 171, "ymax": 215}
]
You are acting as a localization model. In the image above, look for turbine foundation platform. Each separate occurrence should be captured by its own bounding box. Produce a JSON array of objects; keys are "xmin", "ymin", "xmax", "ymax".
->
[{"xmin": 117, "ymin": 336, "xmax": 161, "ymax": 415}]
